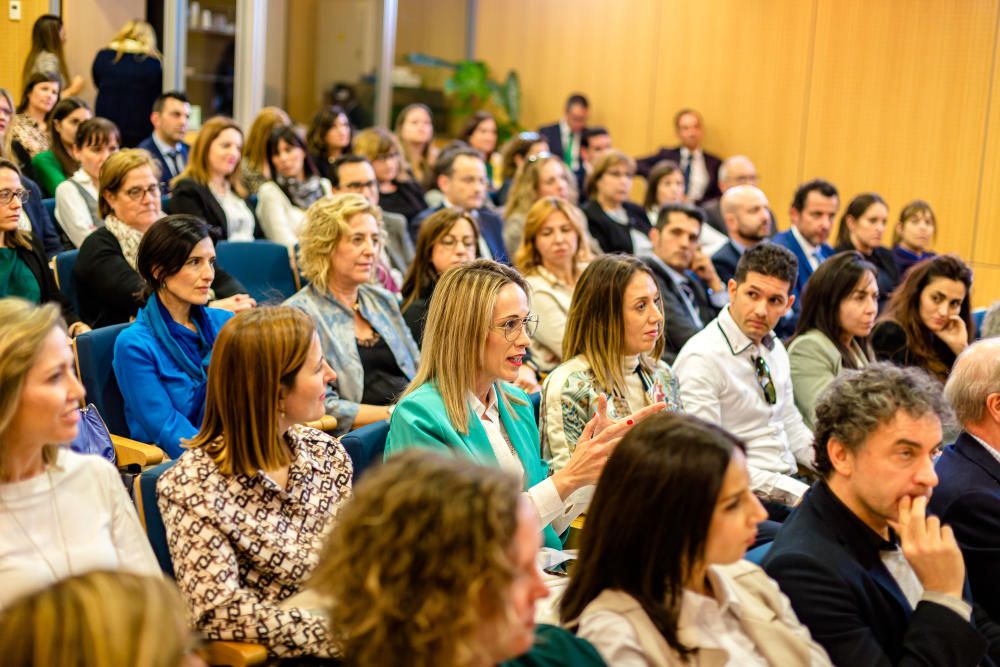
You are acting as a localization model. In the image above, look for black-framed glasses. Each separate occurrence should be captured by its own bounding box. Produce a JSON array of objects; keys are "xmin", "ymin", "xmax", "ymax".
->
[
  {"xmin": 492, "ymin": 314, "xmax": 539, "ymax": 341},
  {"xmin": 123, "ymin": 183, "xmax": 161, "ymax": 201},
  {"xmin": 752, "ymin": 355, "xmax": 777, "ymax": 405},
  {"xmin": 0, "ymin": 188, "xmax": 30, "ymax": 205}
]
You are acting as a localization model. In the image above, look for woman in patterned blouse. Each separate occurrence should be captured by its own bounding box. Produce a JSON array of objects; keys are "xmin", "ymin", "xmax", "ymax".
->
[
  {"xmin": 158, "ymin": 306, "xmax": 352, "ymax": 659},
  {"xmin": 541, "ymin": 254, "xmax": 683, "ymax": 473}
]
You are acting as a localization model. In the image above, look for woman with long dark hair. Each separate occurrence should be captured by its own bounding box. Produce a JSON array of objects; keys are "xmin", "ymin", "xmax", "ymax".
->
[
  {"xmin": 833, "ymin": 193, "xmax": 899, "ymax": 311},
  {"xmin": 306, "ymin": 105, "xmax": 352, "ymax": 181}
]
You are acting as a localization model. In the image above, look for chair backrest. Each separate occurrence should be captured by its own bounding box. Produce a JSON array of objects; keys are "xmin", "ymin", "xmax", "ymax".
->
[
  {"xmin": 52, "ymin": 249, "xmax": 80, "ymax": 314},
  {"xmin": 339, "ymin": 420, "xmax": 390, "ymax": 480},
  {"xmin": 215, "ymin": 240, "xmax": 299, "ymax": 304},
  {"xmin": 42, "ymin": 197, "xmax": 56, "ymax": 222},
  {"xmin": 73, "ymin": 323, "xmax": 131, "ymax": 437},
  {"xmin": 744, "ymin": 541, "xmax": 772, "ymax": 565},
  {"xmin": 134, "ymin": 460, "xmax": 178, "ymax": 577},
  {"xmin": 974, "ymin": 307, "xmax": 987, "ymax": 338},
  {"xmin": 529, "ymin": 391, "xmax": 541, "ymax": 424}
]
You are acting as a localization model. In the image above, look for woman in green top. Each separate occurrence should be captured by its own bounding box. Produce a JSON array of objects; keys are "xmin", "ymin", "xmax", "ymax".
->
[{"xmin": 30, "ymin": 96, "xmax": 91, "ymax": 197}]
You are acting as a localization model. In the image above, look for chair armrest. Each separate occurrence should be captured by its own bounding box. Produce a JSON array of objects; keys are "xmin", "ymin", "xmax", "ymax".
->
[
  {"xmin": 206, "ymin": 641, "xmax": 268, "ymax": 667},
  {"xmin": 111, "ymin": 435, "xmax": 165, "ymax": 467},
  {"xmin": 303, "ymin": 415, "xmax": 338, "ymax": 433}
]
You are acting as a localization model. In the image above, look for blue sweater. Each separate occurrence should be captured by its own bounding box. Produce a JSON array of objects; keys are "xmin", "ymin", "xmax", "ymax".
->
[{"xmin": 113, "ymin": 297, "xmax": 232, "ymax": 457}]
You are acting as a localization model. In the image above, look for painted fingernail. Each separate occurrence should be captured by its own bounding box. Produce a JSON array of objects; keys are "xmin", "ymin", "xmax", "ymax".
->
[{"xmin": 627, "ymin": 419, "xmax": 634, "ymax": 425}]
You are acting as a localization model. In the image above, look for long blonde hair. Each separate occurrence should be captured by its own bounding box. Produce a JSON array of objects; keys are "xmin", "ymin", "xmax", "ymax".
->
[
  {"xmin": 513, "ymin": 196, "xmax": 591, "ymax": 274},
  {"xmin": 402, "ymin": 260, "xmax": 528, "ymax": 433},
  {"xmin": 173, "ymin": 116, "xmax": 246, "ymax": 196},
  {"xmin": 0, "ymin": 571, "xmax": 191, "ymax": 666},
  {"xmin": 298, "ymin": 193, "xmax": 382, "ymax": 290},
  {"xmin": 242, "ymin": 107, "xmax": 291, "ymax": 176},
  {"xmin": 107, "ymin": 20, "xmax": 161, "ymax": 61},
  {"xmin": 0, "ymin": 299, "xmax": 64, "ymax": 479}
]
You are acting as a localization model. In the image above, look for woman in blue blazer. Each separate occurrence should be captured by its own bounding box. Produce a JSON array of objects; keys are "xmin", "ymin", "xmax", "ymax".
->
[
  {"xmin": 113, "ymin": 215, "xmax": 236, "ymax": 457},
  {"xmin": 385, "ymin": 259, "xmax": 662, "ymax": 549}
]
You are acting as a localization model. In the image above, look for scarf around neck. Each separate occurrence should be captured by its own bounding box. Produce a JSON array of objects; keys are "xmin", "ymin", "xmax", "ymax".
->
[
  {"xmin": 104, "ymin": 215, "xmax": 145, "ymax": 272},
  {"xmin": 277, "ymin": 174, "xmax": 326, "ymax": 210}
]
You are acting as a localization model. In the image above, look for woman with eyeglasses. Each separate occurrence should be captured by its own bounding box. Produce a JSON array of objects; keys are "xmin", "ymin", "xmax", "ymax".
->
[
  {"xmin": 400, "ymin": 207, "xmax": 481, "ymax": 346},
  {"xmin": 541, "ymin": 254, "xmax": 681, "ymax": 473},
  {"xmin": 385, "ymin": 259, "xmax": 664, "ymax": 549},
  {"xmin": 494, "ymin": 131, "xmax": 550, "ymax": 208},
  {"xmin": 0, "ymin": 159, "xmax": 86, "ymax": 335},
  {"xmin": 75, "ymin": 149, "xmax": 253, "ymax": 328},
  {"xmin": 583, "ymin": 151, "xmax": 652, "ymax": 255},
  {"xmin": 352, "ymin": 126, "xmax": 427, "ymax": 225},
  {"xmin": 503, "ymin": 152, "xmax": 577, "ymax": 255}
]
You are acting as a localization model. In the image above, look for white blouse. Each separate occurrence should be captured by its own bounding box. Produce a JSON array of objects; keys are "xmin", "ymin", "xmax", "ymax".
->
[{"xmin": 214, "ymin": 186, "xmax": 256, "ymax": 241}]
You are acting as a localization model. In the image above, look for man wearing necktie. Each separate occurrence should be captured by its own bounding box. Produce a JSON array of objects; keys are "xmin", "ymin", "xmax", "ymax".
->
[
  {"xmin": 538, "ymin": 93, "xmax": 589, "ymax": 173},
  {"xmin": 137, "ymin": 91, "xmax": 191, "ymax": 195},
  {"xmin": 635, "ymin": 108, "xmax": 723, "ymax": 206}
]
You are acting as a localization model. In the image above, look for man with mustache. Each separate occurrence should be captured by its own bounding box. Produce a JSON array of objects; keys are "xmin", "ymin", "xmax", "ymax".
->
[
  {"xmin": 674, "ymin": 243, "xmax": 814, "ymax": 515},
  {"xmin": 764, "ymin": 363, "xmax": 1000, "ymax": 667}
]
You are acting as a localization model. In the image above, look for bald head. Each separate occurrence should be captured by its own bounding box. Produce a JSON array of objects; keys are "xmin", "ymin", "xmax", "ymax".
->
[
  {"xmin": 721, "ymin": 186, "xmax": 771, "ymax": 246},
  {"xmin": 718, "ymin": 156, "xmax": 758, "ymax": 192},
  {"xmin": 945, "ymin": 339, "xmax": 1000, "ymax": 431}
]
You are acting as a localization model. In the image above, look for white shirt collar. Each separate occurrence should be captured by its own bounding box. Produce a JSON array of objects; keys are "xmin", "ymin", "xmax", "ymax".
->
[
  {"xmin": 469, "ymin": 385, "xmax": 499, "ymax": 422},
  {"xmin": 718, "ymin": 305, "xmax": 775, "ymax": 354},
  {"xmin": 151, "ymin": 132, "xmax": 181, "ymax": 156},
  {"xmin": 790, "ymin": 225, "xmax": 819, "ymax": 257},
  {"xmin": 969, "ymin": 432, "xmax": 1000, "ymax": 466}
]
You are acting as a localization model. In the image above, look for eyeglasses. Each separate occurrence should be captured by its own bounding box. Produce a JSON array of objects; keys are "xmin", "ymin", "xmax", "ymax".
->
[
  {"xmin": 0, "ymin": 188, "xmax": 30, "ymax": 205},
  {"xmin": 492, "ymin": 314, "xmax": 539, "ymax": 342},
  {"xmin": 517, "ymin": 131, "xmax": 541, "ymax": 142},
  {"xmin": 123, "ymin": 183, "xmax": 161, "ymax": 201},
  {"xmin": 752, "ymin": 355, "xmax": 777, "ymax": 405},
  {"xmin": 344, "ymin": 180, "xmax": 377, "ymax": 191},
  {"xmin": 527, "ymin": 151, "xmax": 553, "ymax": 164}
]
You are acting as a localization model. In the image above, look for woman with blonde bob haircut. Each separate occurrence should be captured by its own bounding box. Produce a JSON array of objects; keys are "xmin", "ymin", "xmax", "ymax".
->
[
  {"xmin": 158, "ymin": 306, "xmax": 351, "ymax": 659},
  {"xmin": 385, "ymin": 259, "xmax": 663, "ymax": 550},
  {"xmin": 313, "ymin": 449, "xmax": 605, "ymax": 667},
  {"xmin": 542, "ymin": 255, "xmax": 682, "ymax": 473},
  {"xmin": 0, "ymin": 299, "xmax": 158, "ymax": 610},
  {"xmin": 515, "ymin": 197, "xmax": 591, "ymax": 372},
  {"xmin": 503, "ymin": 153, "xmax": 577, "ymax": 254},
  {"xmin": 286, "ymin": 194, "xmax": 418, "ymax": 432},
  {"xmin": 0, "ymin": 570, "xmax": 202, "ymax": 667}
]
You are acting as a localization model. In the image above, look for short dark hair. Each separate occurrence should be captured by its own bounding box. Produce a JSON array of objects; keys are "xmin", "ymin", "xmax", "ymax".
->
[
  {"xmin": 136, "ymin": 214, "xmax": 214, "ymax": 298},
  {"xmin": 565, "ymin": 94, "xmax": 589, "ymax": 111},
  {"xmin": 673, "ymin": 108, "xmax": 701, "ymax": 128},
  {"xmin": 435, "ymin": 146, "xmax": 483, "ymax": 180},
  {"xmin": 329, "ymin": 153, "xmax": 370, "ymax": 188},
  {"xmin": 733, "ymin": 243, "xmax": 797, "ymax": 288},
  {"xmin": 813, "ymin": 363, "xmax": 953, "ymax": 477},
  {"xmin": 654, "ymin": 203, "xmax": 704, "ymax": 231},
  {"xmin": 152, "ymin": 91, "xmax": 189, "ymax": 113},
  {"xmin": 791, "ymin": 178, "xmax": 838, "ymax": 212},
  {"xmin": 581, "ymin": 126, "xmax": 608, "ymax": 148}
]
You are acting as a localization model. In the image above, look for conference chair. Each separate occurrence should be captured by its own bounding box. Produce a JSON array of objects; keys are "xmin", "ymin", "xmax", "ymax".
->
[
  {"xmin": 339, "ymin": 419, "xmax": 390, "ymax": 480},
  {"xmin": 51, "ymin": 248, "xmax": 80, "ymax": 314},
  {"xmin": 215, "ymin": 240, "xmax": 300, "ymax": 304}
]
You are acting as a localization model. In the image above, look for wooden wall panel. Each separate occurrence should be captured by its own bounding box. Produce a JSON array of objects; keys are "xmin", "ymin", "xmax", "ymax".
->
[
  {"xmin": 0, "ymin": 0, "xmax": 51, "ymax": 96},
  {"xmin": 973, "ymin": 4, "xmax": 1000, "ymax": 282},
  {"xmin": 971, "ymin": 265, "xmax": 1000, "ymax": 310},
  {"xmin": 802, "ymin": 0, "xmax": 997, "ymax": 259},
  {"xmin": 285, "ymin": 0, "xmax": 320, "ymax": 123}
]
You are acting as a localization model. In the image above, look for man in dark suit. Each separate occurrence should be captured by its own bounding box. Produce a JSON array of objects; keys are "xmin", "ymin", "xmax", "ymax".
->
[
  {"xmin": 408, "ymin": 147, "xmax": 508, "ymax": 263},
  {"xmin": 711, "ymin": 185, "xmax": 771, "ymax": 285},
  {"xmin": 137, "ymin": 91, "xmax": 191, "ymax": 194},
  {"xmin": 932, "ymin": 340, "xmax": 1000, "ymax": 621},
  {"xmin": 636, "ymin": 108, "xmax": 722, "ymax": 205},
  {"xmin": 771, "ymin": 178, "xmax": 839, "ymax": 338},
  {"xmin": 576, "ymin": 126, "xmax": 611, "ymax": 203},
  {"xmin": 701, "ymin": 155, "xmax": 759, "ymax": 235},
  {"xmin": 538, "ymin": 93, "xmax": 589, "ymax": 173},
  {"xmin": 764, "ymin": 363, "xmax": 1000, "ymax": 667},
  {"xmin": 641, "ymin": 203, "xmax": 726, "ymax": 363}
]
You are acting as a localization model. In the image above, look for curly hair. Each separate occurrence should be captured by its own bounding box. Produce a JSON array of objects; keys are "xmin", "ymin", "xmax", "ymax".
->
[
  {"xmin": 297, "ymin": 193, "xmax": 382, "ymax": 289},
  {"xmin": 813, "ymin": 362, "xmax": 953, "ymax": 476},
  {"xmin": 311, "ymin": 449, "xmax": 521, "ymax": 667}
]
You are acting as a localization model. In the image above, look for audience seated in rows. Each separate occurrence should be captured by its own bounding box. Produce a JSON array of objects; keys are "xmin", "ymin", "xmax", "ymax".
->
[
  {"xmin": 53, "ymin": 117, "xmax": 119, "ymax": 248},
  {"xmin": 410, "ymin": 146, "xmax": 508, "ymax": 262},
  {"xmin": 0, "ymin": 570, "xmax": 201, "ymax": 666},
  {"xmin": 788, "ymin": 251, "xmax": 877, "ymax": 430},
  {"xmin": 314, "ymin": 449, "xmax": 604, "ymax": 667},
  {"xmin": 239, "ymin": 105, "xmax": 290, "ymax": 195},
  {"xmin": 353, "ymin": 126, "xmax": 428, "ymax": 224},
  {"xmin": 763, "ymin": 363, "xmax": 1000, "ymax": 666},
  {"xmin": 0, "ymin": 159, "xmax": 85, "ymax": 333},
  {"xmin": 582, "ymin": 151, "xmax": 650, "ymax": 255},
  {"xmin": 285, "ymin": 194, "xmax": 418, "ymax": 433},
  {"xmin": 542, "ymin": 254, "xmax": 681, "ymax": 472},
  {"xmin": 0, "ymin": 299, "xmax": 158, "ymax": 612},
  {"xmin": 636, "ymin": 108, "xmax": 722, "ymax": 206},
  {"xmin": 710, "ymin": 184, "xmax": 771, "ymax": 286},
  {"xmin": 932, "ymin": 339, "xmax": 1000, "ymax": 621},
  {"xmin": 675, "ymin": 243, "xmax": 814, "ymax": 517},
  {"xmin": 834, "ymin": 192, "xmax": 900, "ymax": 312},
  {"xmin": 643, "ymin": 160, "xmax": 684, "ymax": 222},
  {"xmin": 255, "ymin": 123, "xmax": 332, "ymax": 249},
  {"xmin": 538, "ymin": 93, "xmax": 589, "ymax": 184},
  {"xmin": 112, "ymin": 216, "xmax": 234, "ymax": 458},
  {"xmin": 75, "ymin": 149, "xmax": 252, "ymax": 328},
  {"xmin": 30, "ymin": 96, "xmax": 90, "ymax": 197},
  {"xmin": 307, "ymin": 104, "xmax": 352, "ymax": 182},
  {"xmin": 563, "ymin": 413, "xmax": 832, "ymax": 666},
  {"xmin": 385, "ymin": 259, "xmax": 662, "ymax": 550},
  {"xmin": 503, "ymin": 152, "xmax": 576, "ymax": 255},
  {"xmin": 642, "ymin": 203, "xmax": 727, "ymax": 363},
  {"xmin": 166, "ymin": 116, "xmax": 257, "ymax": 241},
  {"xmin": 871, "ymin": 254, "xmax": 974, "ymax": 383},
  {"xmin": 701, "ymin": 154, "xmax": 760, "ymax": 235},
  {"xmin": 514, "ymin": 197, "xmax": 591, "ymax": 372},
  {"xmin": 8, "ymin": 72, "xmax": 60, "ymax": 171},
  {"xmin": 158, "ymin": 306, "xmax": 351, "ymax": 659},
  {"xmin": 91, "ymin": 20, "xmax": 164, "ymax": 149},
  {"xmin": 577, "ymin": 126, "xmax": 612, "ymax": 200},
  {"xmin": 460, "ymin": 110, "xmax": 501, "ymax": 190},
  {"xmin": 892, "ymin": 199, "xmax": 937, "ymax": 276},
  {"xmin": 401, "ymin": 208, "xmax": 479, "ymax": 345},
  {"xmin": 137, "ymin": 91, "xmax": 190, "ymax": 195},
  {"xmin": 394, "ymin": 102, "xmax": 438, "ymax": 188},
  {"xmin": 493, "ymin": 130, "xmax": 549, "ymax": 207}
]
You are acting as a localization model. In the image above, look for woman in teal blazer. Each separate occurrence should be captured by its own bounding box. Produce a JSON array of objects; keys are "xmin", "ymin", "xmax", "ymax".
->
[{"xmin": 385, "ymin": 259, "xmax": 662, "ymax": 550}]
